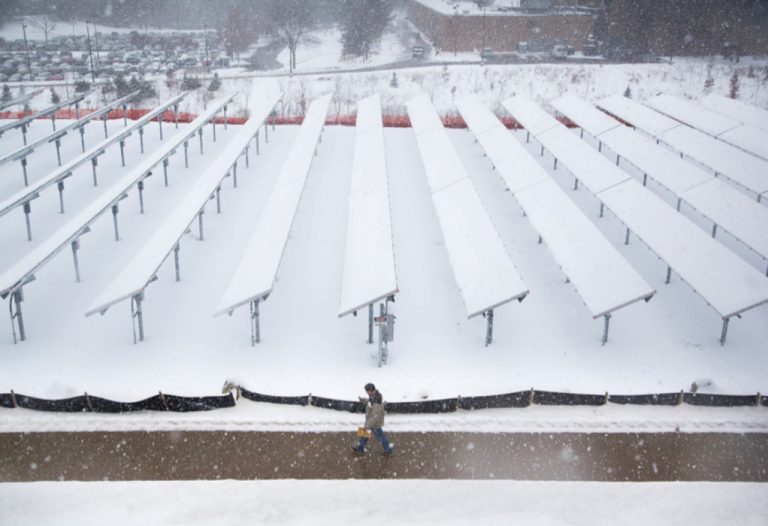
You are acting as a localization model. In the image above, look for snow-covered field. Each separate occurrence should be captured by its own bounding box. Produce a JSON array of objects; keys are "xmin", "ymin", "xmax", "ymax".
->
[
  {"xmin": 5, "ymin": 60, "xmax": 767, "ymax": 123},
  {"xmin": 2, "ymin": 480, "xmax": 767, "ymax": 526},
  {"xmin": 2, "ymin": 31, "xmax": 768, "ymax": 525},
  {"xmin": 1, "ymin": 79, "xmax": 767, "ymax": 410}
]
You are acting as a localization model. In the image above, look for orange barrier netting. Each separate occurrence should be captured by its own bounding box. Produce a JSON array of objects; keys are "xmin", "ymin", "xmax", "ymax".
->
[{"xmin": 0, "ymin": 109, "xmax": 577, "ymax": 129}]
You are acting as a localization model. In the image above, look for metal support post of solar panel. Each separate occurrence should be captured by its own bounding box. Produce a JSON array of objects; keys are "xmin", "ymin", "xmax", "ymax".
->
[
  {"xmin": 551, "ymin": 95, "xmax": 768, "ymax": 274},
  {"xmin": 645, "ymin": 94, "xmax": 768, "ymax": 161},
  {"xmin": 457, "ymin": 94, "xmax": 654, "ymax": 345},
  {"xmin": 84, "ymin": 92, "xmax": 283, "ymax": 342},
  {"xmin": 337, "ymin": 94, "xmax": 398, "ymax": 365},
  {"xmin": 503, "ymin": 95, "xmax": 768, "ymax": 344},
  {"xmin": 0, "ymin": 91, "xmax": 85, "ymax": 142},
  {"xmin": 0, "ymin": 90, "xmax": 141, "ymax": 186},
  {"xmin": 0, "ymin": 93, "xmax": 237, "ymax": 343},
  {"xmin": 214, "ymin": 94, "xmax": 332, "ymax": 345},
  {"xmin": 596, "ymin": 95, "xmax": 768, "ymax": 201},
  {"xmin": 0, "ymin": 92, "xmax": 189, "ymax": 242},
  {"xmin": 407, "ymin": 94, "xmax": 528, "ymax": 346}
]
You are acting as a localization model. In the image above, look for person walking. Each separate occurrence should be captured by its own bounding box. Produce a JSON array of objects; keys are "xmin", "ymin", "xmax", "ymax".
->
[{"xmin": 353, "ymin": 383, "xmax": 394, "ymax": 456}]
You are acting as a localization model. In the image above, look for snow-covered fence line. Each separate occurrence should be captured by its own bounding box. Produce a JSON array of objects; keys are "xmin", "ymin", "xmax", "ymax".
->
[{"xmin": 1, "ymin": 387, "xmax": 763, "ymax": 414}]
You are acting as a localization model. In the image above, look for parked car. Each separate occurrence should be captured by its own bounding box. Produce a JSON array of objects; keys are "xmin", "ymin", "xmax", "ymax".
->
[{"xmin": 551, "ymin": 45, "xmax": 568, "ymax": 59}]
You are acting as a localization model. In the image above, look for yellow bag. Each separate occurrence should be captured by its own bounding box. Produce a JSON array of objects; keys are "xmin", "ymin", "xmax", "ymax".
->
[{"xmin": 356, "ymin": 427, "xmax": 371, "ymax": 438}]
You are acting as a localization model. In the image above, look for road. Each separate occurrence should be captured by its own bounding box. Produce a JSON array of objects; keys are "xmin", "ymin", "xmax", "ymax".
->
[{"xmin": 1, "ymin": 431, "xmax": 766, "ymax": 482}]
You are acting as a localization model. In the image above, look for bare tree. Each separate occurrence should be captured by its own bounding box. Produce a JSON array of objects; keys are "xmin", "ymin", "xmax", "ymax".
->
[
  {"xmin": 220, "ymin": 5, "xmax": 253, "ymax": 64},
  {"xmin": 29, "ymin": 16, "xmax": 57, "ymax": 42},
  {"xmin": 269, "ymin": 0, "xmax": 315, "ymax": 74}
]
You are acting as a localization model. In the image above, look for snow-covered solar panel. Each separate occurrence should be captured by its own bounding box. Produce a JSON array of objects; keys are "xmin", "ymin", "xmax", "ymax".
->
[
  {"xmin": 679, "ymin": 179, "xmax": 768, "ymax": 262},
  {"xmin": 85, "ymin": 92, "xmax": 282, "ymax": 319},
  {"xmin": 457, "ymin": 95, "xmax": 654, "ymax": 327},
  {"xmin": 0, "ymin": 94, "xmax": 237, "ymax": 341},
  {"xmin": 716, "ymin": 125, "xmax": 768, "ymax": 161},
  {"xmin": 0, "ymin": 92, "xmax": 189, "ymax": 223},
  {"xmin": 515, "ymin": 179, "xmax": 654, "ymax": 317},
  {"xmin": 599, "ymin": 179, "xmax": 768, "ymax": 319},
  {"xmin": 598, "ymin": 95, "xmax": 768, "ymax": 197},
  {"xmin": 699, "ymin": 94, "xmax": 768, "ymax": 132},
  {"xmin": 504, "ymin": 96, "xmax": 768, "ymax": 342},
  {"xmin": 0, "ymin": 91, "xmax": 84, "ymax": 137},
  {"xmin": 338, "ymin": 94, "xmax": 398, "ymax": 317},
  {"xmin": 0, "ymin": 90, "xmax": 139, "ymax": 169},
  {"xmin": 646, "ymin": 94, "xmax": 741, "ymax": 137},
  {"xmin": 504, "ymin": 97, "xmax": 630, "ymax": 194},
  {"xmin": 658, "ymin": 125, "xmax": 768, "ymax": 196},
  {"xmin": 503, "ymin": 96, "xmax": 561, "ymax": 136},
  {"xmin": 597, "ymin": 126, "xmax": 711, "ymax": 194},
  {"xmin": 550, "ymin": 94, "xmax": 622, "ymax": 137},
  {"xmin": 646, "ymin": 94, "xmax": 768, "ymax": 161},
  {"xmin": 536, "ymin": 126, "xmax": 630, "ymax": 193},
  {"xmin": 597, "ymin": 95, "xmax": 681, "ymax": 137},
  {"xmin": 554, "ymin": 96, "xmax": 768, "ymax": 263},
  {"xmin": 407, "ymin": 94, "xmax": 528, "ymax": 320},
  {"xmin": 215, "ymin": 94, "xmax": 331, "ymax": 317}
]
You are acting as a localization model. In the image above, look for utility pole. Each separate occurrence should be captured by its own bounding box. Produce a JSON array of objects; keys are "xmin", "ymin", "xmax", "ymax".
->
[
  {"xmin": 480, "ymin": 4, "xmax": 487, "ymax": 64},
  {"xmin": 204, "ymin": 27, "xmax": 209, "ymax": 74},
  {"xmin": 85, "ymin": 21, "xmax": 96, "ymax": 83},
  {"xmin": 22, "ymin": 23, "xmax": 32, "ymax": 79}
]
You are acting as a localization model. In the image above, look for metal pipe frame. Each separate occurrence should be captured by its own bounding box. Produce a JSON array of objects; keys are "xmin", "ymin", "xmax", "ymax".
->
[
  {"xmin": 111, "ymin": 204, "xmax": 120, "ymax": 241},
  {"xmin": 173, "ymin": 244, "xmax": 181, "ymax": 281},
  {"xmin": 368, "ymin": 303, "xmax": 373, "ymax": 344},
  {"xmin": 71, "ymin": 239, "xmax": 81, "ymax": 283},
  {"xmin": 131, "ymin": 293, "xmax": 144, "ymax": 343},
  {"xmin": 23, "ymin": 202, "xmax": 32, "ymax": 241},
  {"xmin": 601, "ymin": 314, "xmax": 611, "ymax": 346},
  {"xmin": 485, "ymin": 309, "xmax": 494, "ymax": 347},
  {"xmin": 250, "ymin": 299, "xmax": 261, "ymax": 345},
  {"xmin": 720, "ymin": 317, "xmax": 729, "ymax": 346},
  {"xmin": 9, "ymin": 287, "xmax": 26, "ymax": 343}
]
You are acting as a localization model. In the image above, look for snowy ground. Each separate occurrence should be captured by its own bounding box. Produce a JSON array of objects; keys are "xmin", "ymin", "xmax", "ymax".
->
[
  {"xmin": 1, "ymin": 80, "xmax": 767, "ymax": 412},
  {"xmin": 2, "ymin": 43, "xmax": 768, "ymax": 526},
  {"xmin": 1, "ymin": 480, "xmax": 767, "ymax": 525}
]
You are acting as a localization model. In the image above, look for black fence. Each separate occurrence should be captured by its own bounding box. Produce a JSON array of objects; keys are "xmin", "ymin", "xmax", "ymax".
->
[
  {"xmin": 0, "ymin": 387, "xmax": 763, "ymax": 414},
  {"xmin": 0, "ymin": 390, "xmax": 234, "ymax": 413}
]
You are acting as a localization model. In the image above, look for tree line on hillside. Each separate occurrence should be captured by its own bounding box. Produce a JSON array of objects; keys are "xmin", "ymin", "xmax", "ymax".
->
[{"xmin": 597, "ymin": 0, "xmax": 768, "ymax": 60}]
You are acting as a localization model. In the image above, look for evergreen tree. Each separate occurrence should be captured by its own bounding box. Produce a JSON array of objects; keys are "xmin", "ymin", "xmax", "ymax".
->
[
  {"xmin": 74, "ymin": 79, "xmax": 91, "ymax": 93},
  {"xmin": 181, "ymin": 73, "xmax": 202, "ymax": 91},
  {"xmin": 207, "ymin": 72, "xmax": 222, "ymax": 92},
  {"xmin": 390, "ymin": 72, "xmax": 398, "ymax": 88},
  {"xmin": 729, "ymin": 71, "xmax": 740, "ymax": 99},
  {"xmin": 1, "ymin": 84, "xmax": 11, "ymax": 103},
  {"xmin": 623, "ymin": 85, "xmax": 632, "ymax": 98},
  {"xmin": 340, "ymin": 0, "xmax": 394, "ymax": 57},
  {"xmin": 114, "ymin": 74, "xmax": 131, "ymax": 97},
  {"xmin": 50, "ymin": 88, "xmax": 60, "ymax": 104}
]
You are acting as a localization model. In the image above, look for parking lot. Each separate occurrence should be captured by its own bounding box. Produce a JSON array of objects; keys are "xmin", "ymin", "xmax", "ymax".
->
[{"xmin": 0, "ymin": 29, "xmax": 228, "ymax": 85}]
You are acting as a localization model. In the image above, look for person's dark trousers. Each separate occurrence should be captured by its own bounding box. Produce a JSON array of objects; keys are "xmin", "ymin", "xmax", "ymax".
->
[{"xmin": 355, "ymin": 428, "xmax": 393, "ymax": 453}]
